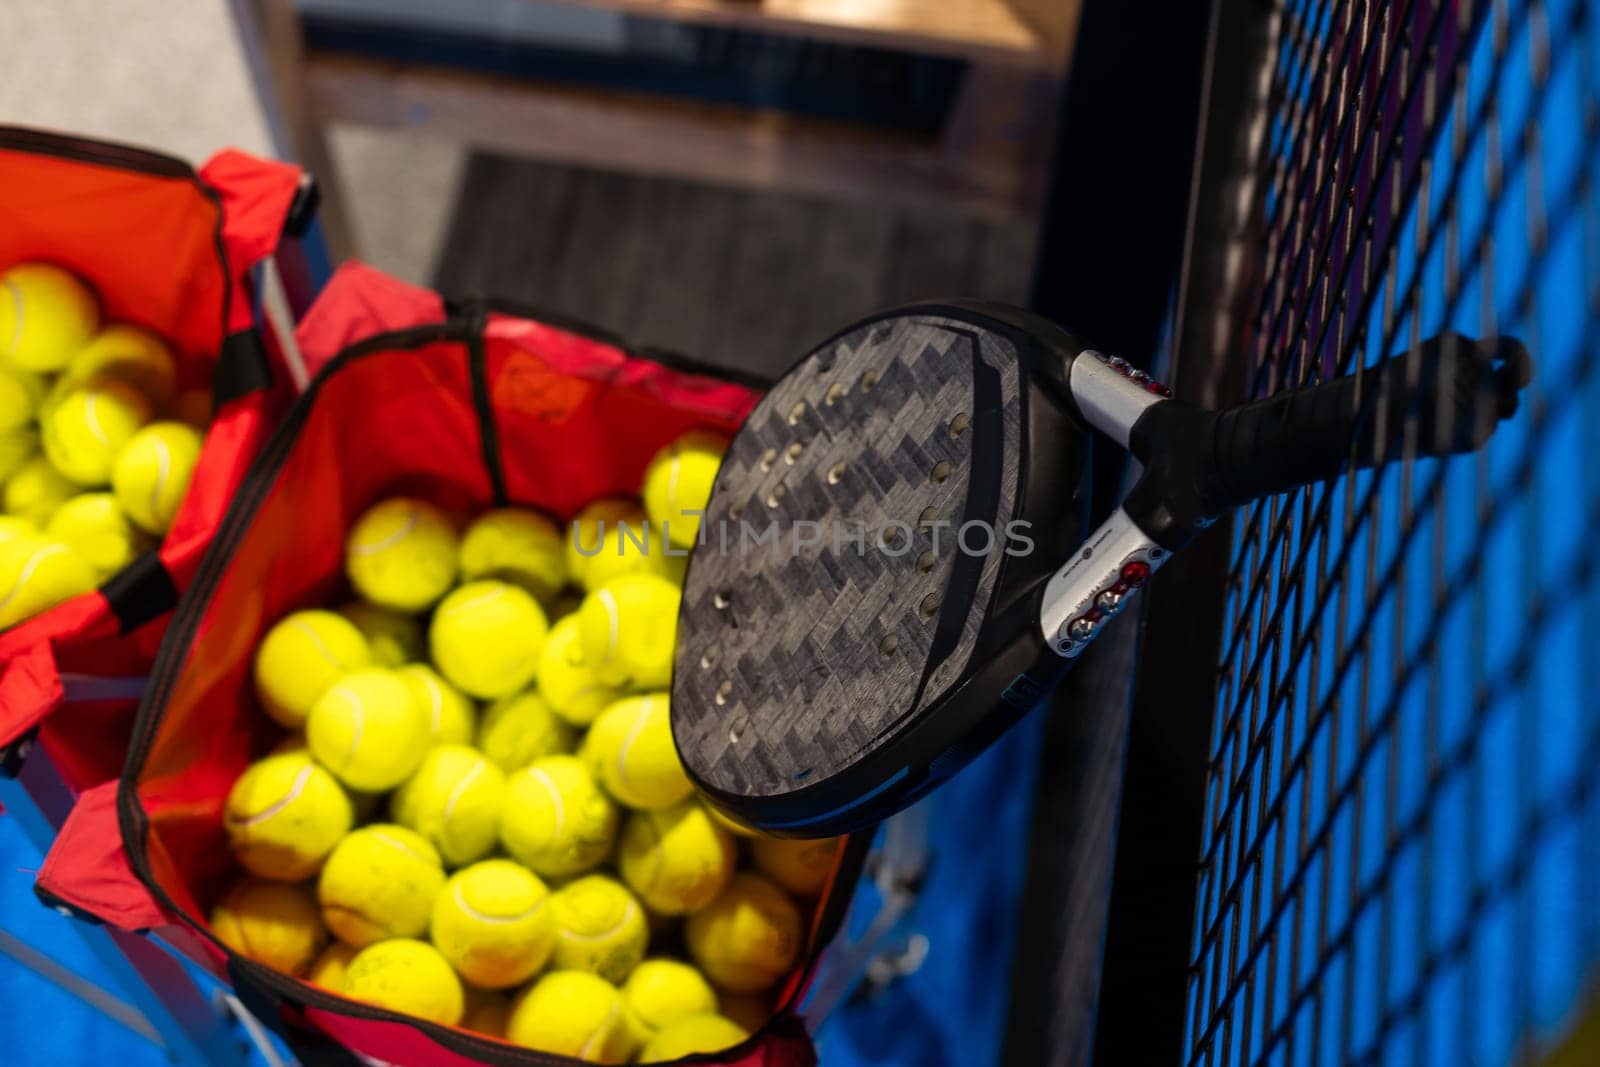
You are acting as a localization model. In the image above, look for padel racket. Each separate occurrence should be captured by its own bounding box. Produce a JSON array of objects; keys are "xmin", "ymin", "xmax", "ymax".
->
[{"xmin": 671, "ymin": 302, "xmax": 1528, "ymax": 837}]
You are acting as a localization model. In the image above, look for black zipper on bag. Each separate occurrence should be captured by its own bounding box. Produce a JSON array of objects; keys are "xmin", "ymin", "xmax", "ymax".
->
[{"xmin": 118, "ymin": 311, "xmax": 850, "ymax": 1066}]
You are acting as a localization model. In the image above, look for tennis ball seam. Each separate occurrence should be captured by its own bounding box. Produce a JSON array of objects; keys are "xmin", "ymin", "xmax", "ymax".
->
[
  {"xmin": 451, "ymin": 881, "xmax": 548, "ymax": 925},
  {"xmin": 439, "ymin": 582, "xmax": 510, "ymax": 620},
  {"xmin": 289, "ymin": 617, "xmax": 355, "ymax": 673},
  {"xmin": 368, "ymin": 828, "xmax": 437, "ymax": 867},
  {"xmin": 441, "ymin": 762, "xmax": 487, "ymax": 829},
  {"xmin": 416, "ymin": 674, "xmax": 445, "ymax": 733},
  {"xmin": 330, "ymin": 687, "xmax": 366, "ymax": 773},
  {"xmin": 595, "ymin": 588, "xmax": 621, "ymax": 664},
  {"xmin": 142, "ymin": 439, "xmax": 173, "ymax": 526},
  {"xmin": 579, "ymin": 999, "xmax": 624, "ymax": 1061},
  {"xmin": 349, "ymin": 507, "xmax": 421, "ymax": 555},
  {"xmin": 611, "ymin": 697, "xmax": 659, "ymax": 797},
  {"xmin": 323, "ymin": 901, "xmax": 389, "ymax": 938},
  {"xmin": 0, "ymin": 544, "xmax": 72, "ymax": 614},
  {"xmin": 560, "ymin": 896, "xmax": 641, "ymax": 943},
  {"xmin": 525, "ymin": 767, "xmax": 568, "ymax": 843},
  {"xmin": 84, "ymin": 393, "xmax": 113, "ymax": 446},
  {"xmin": 228, "ymin": 764, "xmax": 312, "ymax": 827}
]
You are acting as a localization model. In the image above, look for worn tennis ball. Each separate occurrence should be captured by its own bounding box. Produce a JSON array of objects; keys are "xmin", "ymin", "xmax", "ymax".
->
[
  {"xmin": 684, "ymin": 873, "xmax": 803, "ymax": 993},
  {"xmin": 0, "ymin": 366, "xmax": 44, "ymax": 432},
  {"xmin": 338, "ymin": 600, "xmax": 423, "ymax": 668},
  {"xmin": 549, "ymin": 875, "xmax": 649, "ymax": 984},
  {"xmin": 40, "ymin": 377, "xmax": 151, "ymax": 487},
  {"xmin": 462, "ymin": 986, "xmax": 512, "ymax": 1038},
  {"xmin": 345, "ymin": 496, "xmax": 459, "ymax": 611},
  {"xmin": 640, "ymin": 1013, "xmax": 749, "ymax": 1061},
  {"xmin": 751, "ymin": 836, "xmax": 843, "ymax": 897},
  {"xmin": 478, "ymin": 688, "xmax": 573, "ymax": 773},
  {"xmin": 345, "ymin": 938, "xmax": 464, "ymax": 1026},
  {"xmin": 111, "ymin": 421, "xmax": 202, "ymax": 535},
  {"xmin": 306, "ymin": 940, "xmax": 360, "ymax": 992},
  {"xmin": 642, "ymin": 431, "xmax": 727, "ymax": 550},
  {"xmin": 0, "ymin": 263, "xmax": 99, "ymax": 372},
  {"xmin": 536, "ymin": 614, "xmax": 619, "ymax": 727},
  {"xmin": 576, "ymin": 575, "xmax": 681, "ymax": 690},
  {"xmin": 0, "ymin": 536, "xmax": 97, "ymax": 628},
  {"xmin": 396, "ymin": 662, "xmax": 476, "ymax": 745},
  {"xmin": 620, "ymin": 958, "xmax": 719, "ymax": 1049},
  {"xmin": 318, "ymin": 824, "xmax": 447, "ymax": 947},
  {"xmin": 500, "ymin": 755, "xmax": 619, "ymax": 877},
  {"xmin": 224, "ymin": 750, "xmax": 354, "ymax": 881},
  {"xmin": 430, "ymin": 579, "xmax": 549, "ymax": 699},
  {"xmin": 211, "ymin": 878, "xmax": 328, "ymax": 976},
  {"xmin": 253, "ymin": 609, "xmax": 372, "ymax": 729},
  {"xmin": 58, "ymin": 325, "xmax": 178, "ymax": 411},
  {"xmin": 460, "ymin": 507, "xmax": 568, "ymax": 604},
  {"xmin": 391, "ymin": 745, "xmax": 507, "ymax": 867},
  {"xmin": 2, "ymin": 452, "xmax": 71, "ymax": 524},
  {"xmin": 581, "ymin": 694, "xmax": 692, "ymax": 811},
  {"xmin": 618, "ymin": 801, "xmax": 736, "ymax": 917},
  {"xmin": 508, "ymin": 970, "xmax": 632, "ymax": 1061},
  {"xmin": 308, "ymin": 669, "xmax": 431, "ymax": 791},
  {"xmin": 45, "ymin": 493, "xmax": 145, "ymax": 579},
  {"xmin": 430, "ymin": 859, "xmax": 556, "ymax": 989}
]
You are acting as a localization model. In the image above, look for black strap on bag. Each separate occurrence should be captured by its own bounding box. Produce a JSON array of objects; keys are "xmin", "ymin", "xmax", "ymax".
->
[
  {"xmin": 102, "ymin": 551, "xmax": 181, "ymax": 635},
  {"xmin": 214, "ymin": 329, "xmax": 275, "ymax": 407}
]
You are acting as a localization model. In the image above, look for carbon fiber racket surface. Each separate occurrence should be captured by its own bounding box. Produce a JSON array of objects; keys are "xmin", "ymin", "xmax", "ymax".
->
[{"xmin": 673, "ymin": 311, "xmax": 1025, "ymax": 803}]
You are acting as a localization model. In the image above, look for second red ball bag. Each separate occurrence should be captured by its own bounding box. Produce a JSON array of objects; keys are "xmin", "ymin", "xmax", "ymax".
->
[{"xmin": 108, "ymin": 264, "xmax": 866, "ymax": 1066}]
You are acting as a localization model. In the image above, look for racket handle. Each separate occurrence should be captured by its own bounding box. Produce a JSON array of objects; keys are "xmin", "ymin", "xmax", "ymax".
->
[{"xmin": 1205, "ymin": 334, "xmax": 1530, "ymax": 508}]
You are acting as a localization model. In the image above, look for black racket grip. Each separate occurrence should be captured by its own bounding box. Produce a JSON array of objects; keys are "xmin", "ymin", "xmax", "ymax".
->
[{"xmin": 1207, "ymin": 334, "xmax": 1530, "ymax": 508}]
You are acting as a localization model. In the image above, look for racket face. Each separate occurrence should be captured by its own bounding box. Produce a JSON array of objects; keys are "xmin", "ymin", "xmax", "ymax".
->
[{"xmin": 672, "ymin": 303, "xmax": 1090, "ymax": 834}]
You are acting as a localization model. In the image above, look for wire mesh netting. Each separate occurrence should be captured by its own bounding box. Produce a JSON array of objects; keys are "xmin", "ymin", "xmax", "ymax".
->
[{"xmin": 1184, "ymin": 0, "xmax": 1600, "ymax": 1064}]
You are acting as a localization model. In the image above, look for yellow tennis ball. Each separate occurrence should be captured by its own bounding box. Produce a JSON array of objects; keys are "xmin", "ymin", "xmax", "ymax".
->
[
  {"xmin": 45, "ymin": 493, "xmax": 145, "ymax": 579},
  {"xmin": 40, "ymin": 378, "xmax": 151, "ymax": 487},
  {"xmin": 0, "ymin": 515, "xmax": 37, "ymax": 543},
  {"xmin": 253, "ymin": 609, "xmax": 372, "ymax": 729},
  {"xmin": 576, "ymin": 575, "xmax": 681, "ymax": 690},
  {"xmin": 478, "ymin": 689, "xmax": 573, "ymax": 773},
  {"xmin": 717, "ymin": 992, "xmax": 771, "ymax": 1034},
  {"xmin": 460, "ymin": 507, "xmax": 568, "ymax": 604},
  {"xmin": 307, "ymin": 669, "xmax": 431, "ymax": 791},
  {"xmin": 582, "ymin": 521, "xmax": 685, "ymax": 592},
  {"xmin": 619, "ymin": 958, "xmax": 719, "ymax": 1049},
  {"xmin": 338, "ymin": 600, "xmax": 423, "ymax": 668},
  {"xmin": 566, "ymin": 498, "xmax": 643, "ymax": 590},
  {"xmin": 318, "ymin": 824, "xmax": 446, "ymax": 947},
  {"xmin": 391, "ymin": 744, "xmax": 507, "ymax": 867},
  {"xmin": 211, "ymin": 879, "xmax": 328, "ymax": 976},
  {"xmin": 58, "ymin": 325, "xmax": 179, "ymax": 411},
  {"xmin": 0, "ymin": 366, "xmax": 44, "ymax": 432},
  {"xmin": 345, "ymin": 496, "xmax": 459, "ymax": 611},
  {"xmin": 684, "ymin": 873, "xmax": 803, "ymax": 993},
  {"xmin": 2, "ymin": 451, "xmax": 71, "ymax": 524},
  {"xmin": 430, "ymin": 579, "xmax": 549, "ymax": 699},
  {"xmin": 500, "ymin": 755, "xmax": 619, "ymax": 877},
  {"xmin": 462, "ymin": 986, "xmax": 512, "ymax": 1037},
  {"xmin": 430, "ymin": 859, "xmax": 556, "ymax": 989},
  {"xmin": 306, "ymin": 940, "xmax": 359, "ymax": 992},
  {"xmin": 396, "ymin": 663, "xmax": 476, "ymax": 745},
  {"xmin": 0, "ymin": 536, "xmax": 96, "ymax": 628},
  {"xmin": 548, "ymin": 875, "xmax": 649, "ymax": 984},
  {"xmin": 0, "ymin": 263, "xmax": 99, "ymax": 372},
  {"xmin": 0, "ymin": 429, "xmax": 38, "ymax": 487},
  {"xmin": 641, "ymin": 431, "xmax": 727, "ymax": 550},
  {"xmin": 507, "ymin": 970, "xmax": 632, "ymax": 1062},
  {"xmin": 751, "ymin": 836, "xmax": 843, "ymax": 897},
  {"xmin": 618, "ymin": 801, "xmax": 735, "ymax": 916},
  {"xmin": 345, "ymin": 939, "xmax": 464, "ymax": 1026},
  {"xmin": 640, "ymin": 1013, "xmax": 749, "ymax": 1061},
  {"xmin": 581, "ymin": 694, "xmax": 692, "ymax": 811},
  {"xmin": 537, "ymin": 614, "xmax": 619, "ymax": 728},
  {"xmin": 224, "ymin": 751, "xmax": 354, "ymax": 881},
  {"xmin": 111, "ymin": 421, "xmax": 202, "ymax": 535}
]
